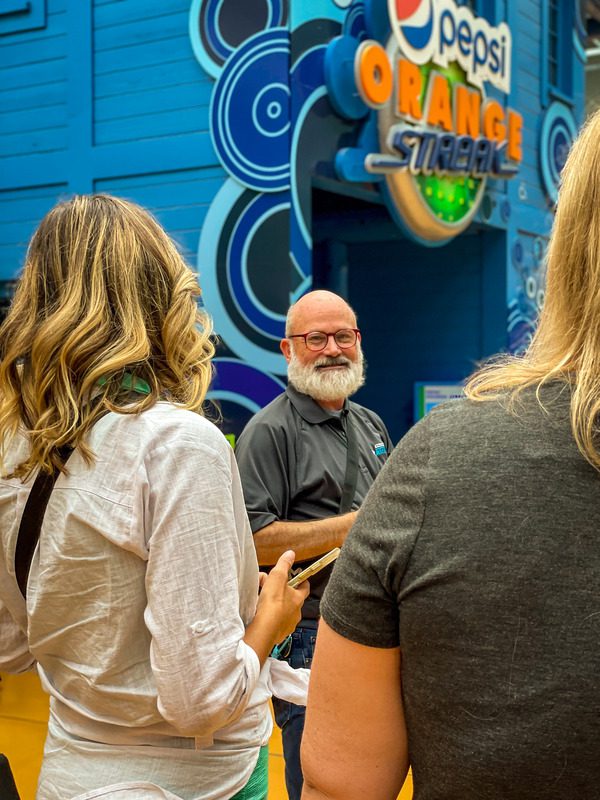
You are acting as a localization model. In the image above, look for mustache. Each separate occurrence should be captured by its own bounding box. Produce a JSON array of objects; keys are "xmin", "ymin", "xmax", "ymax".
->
[{"xmin": 313, "ymin": 356, "xmax": 352, "ymax": 369}]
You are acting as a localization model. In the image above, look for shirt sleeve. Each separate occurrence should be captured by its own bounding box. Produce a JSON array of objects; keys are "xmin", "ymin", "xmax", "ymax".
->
[
  {"xmin": 234, "ymin": 419, "xmax": 290, "ymax": 533},
  {"xmin": 320, "ymin": 413, "xmax": 431, "ymax": 648},
  {"xmin": 142, "ymin": 428, "xmax": 262, "ymax": 739},
  {"xmin": 370, "ymin": 409, "xmax": 394, "ymax": 453},
  {"xmin": 383, "ymin": 421, "xmax": 394, "ymax": 453}
]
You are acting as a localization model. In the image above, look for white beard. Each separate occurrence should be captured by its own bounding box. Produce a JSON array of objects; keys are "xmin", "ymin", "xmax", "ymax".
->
[{"xmin": 287, "ymin": 349, "xmax": 365, "ymax": 403}]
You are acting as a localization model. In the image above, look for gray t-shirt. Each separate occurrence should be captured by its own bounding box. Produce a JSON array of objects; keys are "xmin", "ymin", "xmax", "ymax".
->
[
  {"xmin": 235, "ymin": 385, "xmax": 392, "ymax": 620},
  {"xmin": 322, "ymin": 384, "xmax": 600, "ymax": 799}
]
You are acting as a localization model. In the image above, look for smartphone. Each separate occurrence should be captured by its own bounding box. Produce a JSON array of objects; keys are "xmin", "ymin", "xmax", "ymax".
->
[{"xmin": 288, "ymin": 547, "xmax": 341, "ymax": 588}]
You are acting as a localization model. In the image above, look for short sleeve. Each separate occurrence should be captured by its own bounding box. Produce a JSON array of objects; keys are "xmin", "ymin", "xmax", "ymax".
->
[
  {"xmin": 235, "ymin": 419, "xmax": 290, "ymax": 533},
  {"xmin": 382, "ymin": 418, "xmax": 394, "ymax": 452},
  {"xmin": 372, "ymin": 410, "xmax": 394, "ymax": 453},
  {"xmin": 320, "ymin": 413, "xmax": 431, "ymax": 648}
]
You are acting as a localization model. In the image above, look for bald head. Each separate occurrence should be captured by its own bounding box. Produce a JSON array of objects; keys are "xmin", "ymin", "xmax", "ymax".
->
[
  {"xmin": 285, "ymin": 291, "xmax": 357, "ymax": 336},
  {"xmin": 281, "ymin": 291, "xmax": 363, "ymax": 409}
]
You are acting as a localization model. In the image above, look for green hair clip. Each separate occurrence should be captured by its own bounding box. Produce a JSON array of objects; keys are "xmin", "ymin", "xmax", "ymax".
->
[{"xmin": 97, "ymin": 373, "xmax": 151, "ymax": 395}]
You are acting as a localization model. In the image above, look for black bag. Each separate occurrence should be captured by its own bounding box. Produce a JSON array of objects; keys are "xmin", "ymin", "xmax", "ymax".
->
[{"xmin": 0, "ymin": 753, "xmax": 21, "ymax": 800}]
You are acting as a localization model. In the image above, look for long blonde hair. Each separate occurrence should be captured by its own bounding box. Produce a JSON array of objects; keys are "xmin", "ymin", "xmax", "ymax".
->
[
  {"xmin": 465, "ymin": 109, "xmax": 600, "ymax": 469},
  {"xmin": 0, "ymin": 194, "xmax": 215, "ymax": 479}
]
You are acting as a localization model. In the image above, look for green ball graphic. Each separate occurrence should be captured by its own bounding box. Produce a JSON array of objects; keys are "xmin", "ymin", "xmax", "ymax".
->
[{"xmin": 415, "ymin": 62, "xmax": 483, "ymax": 224}]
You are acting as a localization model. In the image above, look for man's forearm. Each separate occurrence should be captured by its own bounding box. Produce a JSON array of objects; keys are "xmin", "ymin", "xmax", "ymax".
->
[{"xmin": 253, "ymin": 513, "xmax": 357, "ymax": 566}]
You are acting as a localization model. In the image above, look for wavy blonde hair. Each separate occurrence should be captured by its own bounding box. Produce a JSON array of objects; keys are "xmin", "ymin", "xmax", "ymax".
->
[
  {"xmin": 465, "ymin": 109, "xmax": 600, "ymax": 469},
  {"xmin": 0, "ymin": 194, "xmax": 215, "ymax": 479}
]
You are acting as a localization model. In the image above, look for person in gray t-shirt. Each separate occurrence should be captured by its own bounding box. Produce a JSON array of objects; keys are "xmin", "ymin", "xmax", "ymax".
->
[
  {"xmin": 301, "ymin": 111, "xmax": 600, "ymax": 800},
  {"xmin": 235, "ymin": 290, "xmax": 391, "ymax": 800}
]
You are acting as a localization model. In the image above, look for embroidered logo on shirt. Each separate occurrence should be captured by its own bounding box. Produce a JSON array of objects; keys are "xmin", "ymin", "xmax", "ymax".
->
[{"xmin": 373, "ymin": 442, "xmax": 387, "ymax": 456}]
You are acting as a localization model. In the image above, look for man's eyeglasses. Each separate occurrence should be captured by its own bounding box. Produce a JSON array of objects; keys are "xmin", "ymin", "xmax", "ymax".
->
[{"xmin": 287, "ymin": 328, "xmax": 360, "ymax": 352}]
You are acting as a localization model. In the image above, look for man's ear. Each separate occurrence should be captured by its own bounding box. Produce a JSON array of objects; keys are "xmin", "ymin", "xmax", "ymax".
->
[{"xmin": 280, "ymin": 337, "xmax": 292, "ymax": 363}]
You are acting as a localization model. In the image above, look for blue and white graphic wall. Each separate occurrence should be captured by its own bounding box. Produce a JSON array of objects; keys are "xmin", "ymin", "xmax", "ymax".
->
[{"xmin": 0, "ymin": 1, "xmax": 586, "ymax": 442}]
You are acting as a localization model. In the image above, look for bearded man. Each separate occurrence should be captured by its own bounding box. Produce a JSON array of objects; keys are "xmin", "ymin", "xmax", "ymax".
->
[{"xmin": 234, "ymin": 290, "xmax": 392, "ymax": 800}]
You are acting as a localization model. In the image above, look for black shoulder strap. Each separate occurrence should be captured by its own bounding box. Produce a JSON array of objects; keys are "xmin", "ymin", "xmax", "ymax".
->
[
  {"xmin": 15, "ymin": 445, "xmax": 74, "ymax": 599},
  {"xmin": 339, "ymin": 410, "xmax": 359, "ymax": 514},
  {"xmin": 14, "ymin": 389, "xmax": 144, "ymax": 598}
]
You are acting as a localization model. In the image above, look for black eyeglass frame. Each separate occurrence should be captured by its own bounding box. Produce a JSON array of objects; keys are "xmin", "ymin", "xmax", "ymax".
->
[{"xmin": 287, "ymin": 328, "xmax": 361, "ymax": 352}]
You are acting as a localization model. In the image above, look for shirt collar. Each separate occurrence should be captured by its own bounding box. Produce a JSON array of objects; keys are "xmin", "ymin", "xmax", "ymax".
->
[{"xmin": 285, "ymin": 383, "xmax": 349, "ymax": 424}]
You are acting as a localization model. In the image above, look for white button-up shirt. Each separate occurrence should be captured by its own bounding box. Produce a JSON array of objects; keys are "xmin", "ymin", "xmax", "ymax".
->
[{"xmin": 0, "ymin": 404, "xmax": 271, "ymax": 799}]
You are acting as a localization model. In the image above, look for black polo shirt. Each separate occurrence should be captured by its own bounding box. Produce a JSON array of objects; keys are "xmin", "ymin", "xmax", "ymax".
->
[{"xmin": 235, "ymin": 384, "xmax": 392, "ymax": 620}]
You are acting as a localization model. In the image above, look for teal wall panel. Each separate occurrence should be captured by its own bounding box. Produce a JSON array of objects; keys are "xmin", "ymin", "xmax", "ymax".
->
[
  {"xmin": 0, "ymin": 183, "xmax": 68, "ymax": 280},
  {"xmin": 94, "ymin": 165, "xmax": 226, "ymax": 264}
]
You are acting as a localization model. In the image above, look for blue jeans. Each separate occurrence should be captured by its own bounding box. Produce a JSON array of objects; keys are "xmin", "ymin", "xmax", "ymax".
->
[{"xmin": 272, "ymin": 624, "xmax": 317, "ymax": 800}]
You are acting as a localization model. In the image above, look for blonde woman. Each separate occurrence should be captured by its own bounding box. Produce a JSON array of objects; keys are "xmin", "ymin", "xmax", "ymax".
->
[
  {"xmin": 301, "ymin": 111, "xmax": 600, "ymax": 800},
  {"xmin": 0, "ymin": 195, "xmax": 308, "ymax": 800}
]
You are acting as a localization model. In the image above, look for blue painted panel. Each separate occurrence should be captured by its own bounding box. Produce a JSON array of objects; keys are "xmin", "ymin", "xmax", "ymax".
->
[
  {"xmin": 95, "ymin": 82, "xmax": 211, "ymax": 120},
  {"xmin": 94, "ymin": 34, "xmax": 192, "ymax": 73},
  {"xmin": 95, "ymin": 107, "xmax": 208, "ymax": 145},
  {"xmin": 0, "ymin": 81, "xmax": 67, "ymax": 113},
  {"xmin": 95, "ymin": 166, "xmax": 224, "ymax": 200},
  {"xmin": 0, "ymin": 0, "xmax": 68, "ymax": 166},
  {"xmin": 0, "ymin": 153, "xmax": 67, "ymax": 192},
  {"xmin": 2, "ymin": 219, "xmax": 43, "ymax": 250},
  {"xmin": 94, "ymin": 59, "xmax": 207, "ymax": 97},
  {"xmin": 94, "ymin": 0, "xmax": 189, "ymax": 30},
  {"xmin": 93, "ymin": 7, "xmax": 189, "ymax": 50},
  {"xmin": 0, "ymin": 32, "xmax": 66, "ymax": 67},
  {"xmin": 0, "ymin": 0, "xmax": 46, "ymax": 36},
  {"xmin": 0, "ymin": 245, "xmax": 22, "ymax": 277},
  {"xmin": 94, "ymin": 132, "xmax": 216, "ymax": 177},
  {"xmin": 94, "ymin": 165, "xmax": 227, "ymax": 262},
  {"xmin": 0, "ymin": 58, "xmax": 67, "ymax": 90},
  {"xmin": 514, "ymin": 87, "xmax": 542, "ymax": 112},
  {"xmin": 0, "ymin": 183, "xmax": 67, "ymax": 280},
  {"xmin": 518, "ymin": 50, "xmax": 541, "ymax": 82},
  {"xmin": 540, "ymin": 0, "xmax": 575, "ymax": 104},
  {"xmin": 92, "ymin": 4, "xmax": 207, "ymax": 146},
  {"xmin": 1, "ymin": 105, "xmax": 67, "ymax": 134},
  {"xmin": 0, "ymin": 127, "xmax": 67, "ymax": 158},
  {"xmin": 516, "ymin": 3, "xmax": 537, "ymax": 26}
]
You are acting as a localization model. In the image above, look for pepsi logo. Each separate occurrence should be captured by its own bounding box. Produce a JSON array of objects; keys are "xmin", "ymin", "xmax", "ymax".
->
[
  {"xmin": 389, "ymin": 0, "xmax": 511, "ymax": 94},
  {"xmin": 392, "ymin": 0, "xmax": 434, "ymax": 51}
]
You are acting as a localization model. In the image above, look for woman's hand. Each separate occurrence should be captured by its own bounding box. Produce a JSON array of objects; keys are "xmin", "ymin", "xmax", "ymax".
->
[{"xmin": 244, "ymin": 550, "xmax": 309, "ymax": 665}]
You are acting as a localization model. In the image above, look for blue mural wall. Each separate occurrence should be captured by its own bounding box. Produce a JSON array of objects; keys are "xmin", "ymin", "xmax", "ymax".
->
[{"xmin": 0, "ymin": 1, "xmax": 586, "ymax": 442}]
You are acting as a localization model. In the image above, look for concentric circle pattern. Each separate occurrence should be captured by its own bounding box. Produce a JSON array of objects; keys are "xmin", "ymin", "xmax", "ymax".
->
[
  {"xmin": 539, "ymin": 102, "xmax": 577, "ymax": 204},
  {"xmin": 189, "ymin": 0, "xmax": 288, "ymax": 78},
  {"xmin": 209, "ymin": 358, "xmax": 286, "ymax": 411},
  {"xmin": 343, "ymin": 1, "xmax": 367, "ymax": 39},
  {"xmin": 210, "ymin": 29, "xmax": 291, "ymax": 191},
  {"xmin": 197, "ymin": 14, "xmax": 345, "ymax": 380}
]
